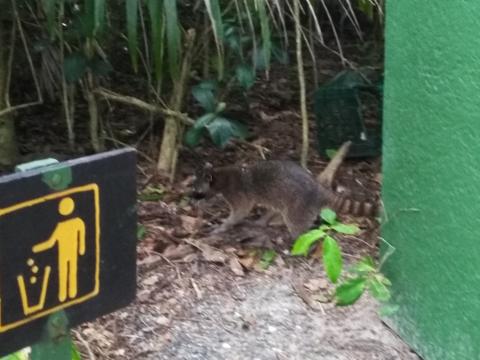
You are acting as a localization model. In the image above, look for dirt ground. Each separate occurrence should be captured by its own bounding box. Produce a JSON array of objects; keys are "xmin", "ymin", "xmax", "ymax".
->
[{"xmin": 75, "ymin": 256, "xmax": 419, "ymax": 360}]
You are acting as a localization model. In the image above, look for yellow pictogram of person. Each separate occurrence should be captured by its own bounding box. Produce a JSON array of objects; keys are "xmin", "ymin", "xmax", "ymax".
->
[{"xmin": 32, "ymin": 197, "xmax": 86, "ymax": 302}]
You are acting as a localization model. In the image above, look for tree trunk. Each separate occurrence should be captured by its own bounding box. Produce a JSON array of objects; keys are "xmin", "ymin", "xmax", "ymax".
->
[
  {"xmin": 84, "ymin": 38, "xmax": 103, "ymax": 153},
  {"xmin": 0, "ymin": 18, "xmax": 18, "ymax": 167},
  {"xmin": 157, "ymin": 29, "xmax": 196, "ymax": 178},
  {"xmin": 86, "ymin": 77, "xmax": 103, "ymax": 153}
]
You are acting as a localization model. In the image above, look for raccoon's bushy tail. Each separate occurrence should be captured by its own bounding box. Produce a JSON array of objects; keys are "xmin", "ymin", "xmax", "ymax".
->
[{"xmin": 328, "ymin": 192, "xmax": 378, "ymax": 217}]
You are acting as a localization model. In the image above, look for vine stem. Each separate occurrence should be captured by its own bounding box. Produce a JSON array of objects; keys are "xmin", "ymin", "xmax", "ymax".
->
[{"xmin": 294, "ymin": 0, "xmax": 309, "ymax": 168}]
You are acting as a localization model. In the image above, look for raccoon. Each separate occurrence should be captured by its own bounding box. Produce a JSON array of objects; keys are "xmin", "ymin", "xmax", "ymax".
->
[{"xmin": 191, "ymin": 160, "xmax": 376, "ymax": 239}]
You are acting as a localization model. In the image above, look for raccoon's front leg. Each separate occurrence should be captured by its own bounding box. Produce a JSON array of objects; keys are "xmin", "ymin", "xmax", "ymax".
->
[{"xmin": 213, "ymin": 199, "xmax": 254, "ymax": 233}]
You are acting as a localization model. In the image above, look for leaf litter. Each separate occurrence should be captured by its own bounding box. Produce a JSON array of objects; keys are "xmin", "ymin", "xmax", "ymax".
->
[{"xmin": 72, "ymin": 60, "xmax": 418, "ymax": 359}]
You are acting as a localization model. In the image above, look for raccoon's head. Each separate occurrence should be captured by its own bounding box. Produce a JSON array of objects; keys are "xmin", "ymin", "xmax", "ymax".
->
[{"xmin": 191, "ymin": 162, "xmax": 214, "ymax": 199}]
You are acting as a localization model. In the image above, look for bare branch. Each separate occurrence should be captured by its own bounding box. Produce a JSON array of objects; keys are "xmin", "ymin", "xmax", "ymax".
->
[{"xmin": 94, "ymin": 87, "xmax": 194, "ymax": 126}]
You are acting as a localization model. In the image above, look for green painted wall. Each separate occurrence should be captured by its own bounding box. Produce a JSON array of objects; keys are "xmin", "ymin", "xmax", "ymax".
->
[{"xmin": 382, "ymin": 1, "xmax": 480, "ymax": 359}]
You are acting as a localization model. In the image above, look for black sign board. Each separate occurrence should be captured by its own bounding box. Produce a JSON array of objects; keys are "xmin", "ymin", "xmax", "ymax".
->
[{"xmin": 0, "ymin": 148, "xmax": 137, "ymax": 356}]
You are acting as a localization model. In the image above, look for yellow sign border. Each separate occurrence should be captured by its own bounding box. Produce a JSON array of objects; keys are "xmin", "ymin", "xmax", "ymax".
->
[{"xmin": 0, "ymin": 184, "xmax": 100, "ymax": 333}]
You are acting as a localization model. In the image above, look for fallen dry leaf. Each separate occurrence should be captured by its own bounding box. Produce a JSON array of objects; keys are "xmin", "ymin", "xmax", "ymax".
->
[
  {"xmin": 181, "ymin": 252, "xmax": 199, "ymax": 262},
  {"xmin": 198, "ymin": 243, "xmax": 229, "ymax": 263},
  {"xmin": 137, "ymin": 254, "xmax": 162, "ymax": 267},
  {"xmin": 155, "ymin": 315, "xmax": 170, "ymax": 326},
  {"xmin": 137, "ymin": 289, "xmax": 152, "ymax": 302},
  {"xmin": 143, "ymin": 274, "xmax": 161, "ymax": 286},
  {"xmin": 180, "ymin": 214, "xmax": 201, "ymax": 233},
  {"xmin": 223, "ymin": 246, "xmax": 239, "ymax": 254},
  {"xmin": 238, "ymin": 255, "xmax": 256, "ymax": 270},
  {"xmin": 311, "ymin": 292, "xmax": 332, "ymax": 304},
  {"xmin": 162, "ymin": 244, "xmax": 194, "ymax": 259},
  {"xmin": 191, "ymin": 278, "xmax": 203, "ymax": 299},
  {"xmin": 172, "ymin": 227, "xmax": 190, "ymax": 238},
  {"xmin": 113, "ymin": 349, "xmax": 126, "ymax": 356},
  {"xmin": 304, "ymin": 278, "xmax": 330, "ymax": 292},
  {"xmin": 228, "ymin": 256, "xmax": 245, "ymax": 276},
  {"xmin": 292, "ymin": 280, "xmax": 325, "ymax": 313}
]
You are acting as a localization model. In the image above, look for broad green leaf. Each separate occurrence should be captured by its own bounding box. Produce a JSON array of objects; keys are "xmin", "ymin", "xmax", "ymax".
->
[
  {"xmin": 204, "ymin": 0, "xmax": 224, "ymax": 78},
  {"xmin": 184, "ymin": 127, "xmax": 205, "ymax": 148},
  {"xmin": 325, "ymin": 149, "xmax": 337, "ymax": 159},
  {"xmin": 256, "ymin": 1, "xmax": 271, "ymax": 71},
  {"xmin": 64, "ymin": 52, "xmax": 88, "ymax": 83},
  {"xmin": 205, "ymin": 117, "xmax": 248, "ymax": 148},
  {"xmin": 205, "ymin": 0, "xmax": 224, "ymax": 43},
  {"xmin": 331, "ymin": 223, "xmax": 360, "ymax": 235},
  {"xmin": 368, "ymin": 276, "xmax": 391, "ymax": 302},
  {"xmin": 379, "ymin": 304, "xmax": 399, "ymax": 317},
  {"xmin": 138, "ymin": 191, "xmax": 163, "ymax": 202},
  {"xmin": 31, "ymin": 339, "xmax": 72, "ymax": 359},
  {"xmin": 194, "ymin": 80, "xmax": 218, "ymax": 91},
  {"xmin": 126, "ymin": 0, "xmax": 139, "ymax": 72},
  {"xmin": 83, "ymin": 0, "xmax": 96, "ymax": 36},
  {"xmin": 163, "ymin": 0, "xmax": 181, "ymax": 80},
  {"xmin": 192, "ymin": 81, "xmax": 218, "ymax": 112},
  {"xmin": 335, "ymin": 277, "xmax": 366, "ymax": 306},
  {"xmin": 0, "ymin": 348, "xmax": 29, "ymax": 360},
  {"xmin": 253, "ymin": 46, "xmax": 268, "ymax": 71},
  {"xmin": 291, "ymin": 229, "xmax": 325, "ymax": 256},
  {"xmin": 146, "ymin": 0, "xmax": 165, "ymax": 87},
  {"xmin": 89, "ymin": 57, "xmax": 113, "ymax": 76},
  {"xmin": 323, "ymin": 235, "xmax": 343, "ymax": 283},
  {"xmin": 139, "ymin": 185, "xmax": 165, "ymax": 201},
  {"xmin": 272, "ymin": 43, "xmax": 289, "ymax": 65},
  {"xmin": 215, "ymin": 102, "xmax": 226, "ymax": 113},
  {"xmin": 185, "ymin": 112, "xmax": 217, "ymax": 147},
  {"xmin": 42, "ymin": 0, "xmax": 58, "ymax": 37},
  {"xmin": 235, "ymin": 64, "xmax": 255, "ymax": 90},
  {"xmin": 137, "ymin": 223, "xmax": 147, "ymax": 241},
  {"xmin": 376, "ymin": 274, "xmax": 392, "ymax": 286},
  {"xmin": 357, "ymin": 0, "xmax": 374, "ymax": 20},
  {"xmin": 352, "ymin": 256, "xmax": 376, "ymax": 274},
  {"xmin": 320, "ymin": 208, "xmax": 337, "ymax": 225},
  {"xmin": 224, "ymin": 25, "xmax": 242, "ymax": 55},
  {"xmin": 260, "ymin": 249, "xmax": 277, "ymax": 269},
  {"xmin": 94, "ymin": 0, "xmax": 106, "ymax": 34},
  {"xmin": 71, "ymin": 342, "xmax": 81, "ymax": 360},
  {"xmin": 193, "ymin": 113, "xmax": 217, "ymax": 130}
]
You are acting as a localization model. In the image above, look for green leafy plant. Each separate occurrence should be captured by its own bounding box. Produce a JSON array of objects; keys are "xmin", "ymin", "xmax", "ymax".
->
[
  {"xmin": 222, "ymin": 15, "xmax": 288, "ymax": 90},
  {"xmin": 138, "ymin": 185, "xmax": 165, "ymax": 202},
  {"xmin": 136, "ymin": 223, "xmax": 147, "ymax": 241},
  {"xmin": 335, "ymin": 255, "xmax": 392, "ymax": 306},
  {"xmin": 0, "ymin": 348, "xmax": 30, "ymax": 360},
  {"xmin": 260, "ymin": 249, "xmax": 277, "ymax": 269},
  {"xmin": 1, "ymin": 339, "xmax": 82, "ymax": 360},
  {"xmin": 71, "ymin": 342, "xmax": 81, "ymax": 360},
  {"xmin": 292, "ymin": 208, "xmax": 394, "ymax": 309},
  {"xmin": 184, "ymin": 81, "xmax": 248, "ymax": 148},
  {"xmin": 291, "ymin": 208, "xmax": 359, "ymax": 259}
]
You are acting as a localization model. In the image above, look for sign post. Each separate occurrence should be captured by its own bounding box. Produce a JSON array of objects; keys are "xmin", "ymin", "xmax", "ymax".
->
[{"xmin": 0, "ymin": 148, "xmax": 137, "ymax": 357}]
